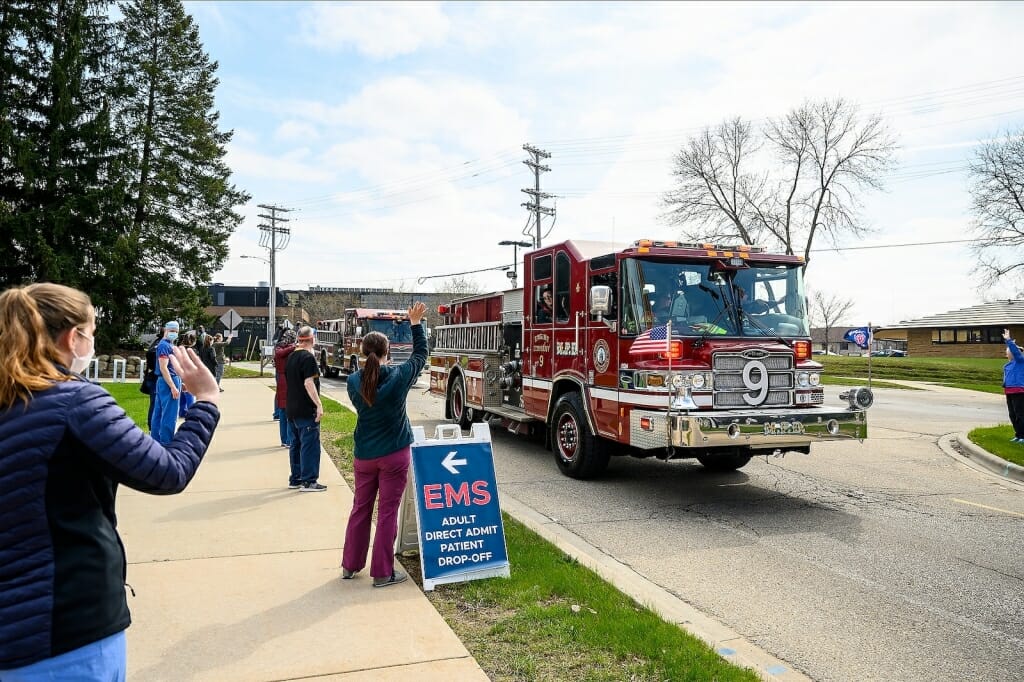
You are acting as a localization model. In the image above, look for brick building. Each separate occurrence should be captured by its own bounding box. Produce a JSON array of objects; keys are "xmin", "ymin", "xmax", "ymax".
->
[{"xmin": 875, "ymin": 300, "xmax": 1024, "ymax": 358}]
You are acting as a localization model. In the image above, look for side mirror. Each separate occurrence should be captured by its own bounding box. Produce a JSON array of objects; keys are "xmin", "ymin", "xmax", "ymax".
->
[{"xmin": 590, "ymin": 285, "xmax": 611, "ymax": 317}]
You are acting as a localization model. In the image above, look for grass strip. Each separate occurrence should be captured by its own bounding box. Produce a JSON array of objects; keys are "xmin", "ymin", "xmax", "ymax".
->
[
  {"xmin": 820, "ymin": 376, "xmax": 917, "ymax": 390},
  {"xmin": 223, "ymin": 365, "xmax": 262, "ymax": 378},
  {"xmin": 967, "ymin": 425, "xmax": 1024, "ymax": 467},
  {"xmin": 818, "ymin": 356, "xmax": 1005, "ymax": 392},
  {"xmin": 318, "ymin": 396, "xmax": 758, "ymax": 682},
  {"xmin": 103, "ymin": 383, "xmax": 149, "ymax": 426}
]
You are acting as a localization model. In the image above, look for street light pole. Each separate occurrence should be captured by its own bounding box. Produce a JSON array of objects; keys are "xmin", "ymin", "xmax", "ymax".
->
[
  {"xmin": 498, "ymin": 240, "xmax": 533, "ymax": 288},
  {"xmin": 241, "ymin": 253, "xmax": 271, "ymax": 341}
]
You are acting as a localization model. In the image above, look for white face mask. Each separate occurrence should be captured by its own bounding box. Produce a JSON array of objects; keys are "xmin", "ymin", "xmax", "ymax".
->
[{"xmin": 70, "ymin": 329, "xmax": 95, "ymax": 374}]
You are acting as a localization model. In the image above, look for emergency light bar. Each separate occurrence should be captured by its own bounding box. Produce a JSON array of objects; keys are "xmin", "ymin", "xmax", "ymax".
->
[{"xmin": 632, "ymin": 239, "xmax": 766, "ymax": 254}]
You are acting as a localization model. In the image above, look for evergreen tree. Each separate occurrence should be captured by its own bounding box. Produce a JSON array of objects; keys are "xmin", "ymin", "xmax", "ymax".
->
[
  {"xmin": 111, "ymin": 0, "xmax": 248, "ymax": 342},
  {"xmin": 0, "ymin": 0, "xmax": 125, "ymax": 303}
]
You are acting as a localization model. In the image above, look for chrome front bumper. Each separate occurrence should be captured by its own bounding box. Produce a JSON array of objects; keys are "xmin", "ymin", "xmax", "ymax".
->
[{"xmin": 628, "ymin": 406, "xmax": 867, "ymax": 450}]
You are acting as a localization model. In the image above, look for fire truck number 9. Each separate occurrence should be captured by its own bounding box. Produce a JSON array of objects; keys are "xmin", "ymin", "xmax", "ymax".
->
[{"xmin": 741, "ymin": 360, "xmax": 769, "ymax": 406}]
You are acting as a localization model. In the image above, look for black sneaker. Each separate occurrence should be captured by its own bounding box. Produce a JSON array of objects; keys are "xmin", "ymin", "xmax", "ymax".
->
[
  {"xmin": 288, "ymin": 482, "xmax": 301, "ymax": 489},
  {"xmin": 373, "ymin": 570, "xmax": 407, "ymax": 588},
  {"xmin": 299, "ymin": 481, "xmax": 327, "ymax": 492}
]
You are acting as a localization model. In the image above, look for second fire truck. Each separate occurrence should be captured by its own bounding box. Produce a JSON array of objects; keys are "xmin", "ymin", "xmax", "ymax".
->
[
  {"xmin": 428, "ymin": 238, "xmax": 872, "ymax": 479},
  {"xmin": 315, "ymin": 308, "xmax": 416, "ymax": 378}
]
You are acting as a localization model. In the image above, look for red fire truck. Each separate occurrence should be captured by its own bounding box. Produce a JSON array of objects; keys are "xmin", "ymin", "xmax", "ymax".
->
[
  {"xmin": 315, "ymin": 308, "xmax": 416, "ymax": 378},
  {"xmin": 428, "ymin": 239, "xmax": 872, "ymax": 479}
]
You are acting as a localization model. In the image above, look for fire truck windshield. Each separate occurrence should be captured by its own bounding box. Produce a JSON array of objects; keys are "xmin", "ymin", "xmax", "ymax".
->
[
  {"xmin": 620, "ymin": 258, "xmax": 809, "ymax": 338},
  {"xmin": 366, "ymin": 318, "xmax": 413, "ymax": 343}
]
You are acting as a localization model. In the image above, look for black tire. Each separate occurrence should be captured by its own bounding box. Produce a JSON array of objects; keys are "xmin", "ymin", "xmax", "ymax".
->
[
  {"xmin": 449, "ymin": 374, "xmax": 473, "ymax": 429},
  {"xmin": 696, "ymin": 449, "xmax": 752, "ymax": 471},
  {"xmin": 551, "ymin": 393, "xmax": 610, "ymax": 479}
]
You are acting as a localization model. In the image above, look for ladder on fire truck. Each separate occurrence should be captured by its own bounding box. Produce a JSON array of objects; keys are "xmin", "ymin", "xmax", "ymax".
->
[{"xmin": 433, "ymin": 322, "xmax": 503, "ymax": 352}]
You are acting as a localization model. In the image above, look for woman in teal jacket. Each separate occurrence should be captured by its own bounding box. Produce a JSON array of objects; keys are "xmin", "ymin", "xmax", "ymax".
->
[{"xmin": 342, "ymin": 302, "xmax": 427, "ymax": 587}]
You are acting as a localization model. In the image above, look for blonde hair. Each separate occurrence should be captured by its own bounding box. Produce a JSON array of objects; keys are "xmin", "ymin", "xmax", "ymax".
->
[{"xmin": 0, "ymin": 283, "xmax": 94, "ymax": 408}]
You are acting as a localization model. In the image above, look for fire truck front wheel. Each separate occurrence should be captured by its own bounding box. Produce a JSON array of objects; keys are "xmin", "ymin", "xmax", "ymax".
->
[{"xmin": 551, "ymin": 393, "xmax": 610, "ymax": 479}]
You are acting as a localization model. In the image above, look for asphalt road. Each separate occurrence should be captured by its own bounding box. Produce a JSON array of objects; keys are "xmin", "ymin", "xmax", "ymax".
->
[{"xmin": 325, "ymin": 376, "xmax": 1024, "ymax": 682}]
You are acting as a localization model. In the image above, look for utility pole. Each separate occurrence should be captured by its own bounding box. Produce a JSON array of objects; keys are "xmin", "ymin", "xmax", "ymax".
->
[
  {"xmin": 521, "ymin": 144, "xmax": 554, "ymax": 249},
  {"xmin": 257, "ymin": 204, "xmax": 292, "ymax": 347}
]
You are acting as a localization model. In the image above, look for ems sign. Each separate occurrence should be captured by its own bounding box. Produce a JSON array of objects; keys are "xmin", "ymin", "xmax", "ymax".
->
[{"xmin": 410, "ymin": 423, "xmax": 510, "ymax": 591}]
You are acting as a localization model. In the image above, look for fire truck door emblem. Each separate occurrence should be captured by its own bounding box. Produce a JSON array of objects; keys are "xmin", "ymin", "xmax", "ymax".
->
[{"xmin": 593, "ymin": 339, "xmax": 610, "ymax": 373}]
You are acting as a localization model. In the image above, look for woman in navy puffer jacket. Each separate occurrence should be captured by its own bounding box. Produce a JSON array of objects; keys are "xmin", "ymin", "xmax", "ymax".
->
[{"xmin": 0, "ymin": 283, "xmax": 221, "ymax": 680}]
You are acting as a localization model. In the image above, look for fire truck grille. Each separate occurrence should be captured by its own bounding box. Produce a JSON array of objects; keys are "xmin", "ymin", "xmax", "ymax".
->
[
  {"xmin": 712, "ymin": 351, "xmax": 794, "ymax": 408},
  {"xmin": 714, "ymin": 390, "xmax": 792, "ymax": 408},
  {"xmin": 714, "ymin": 373, "xmax": 794, "ymax": 390},
  {"xmin": 713, "ymin": 354, "xmax": 792, "ymax": 371}
]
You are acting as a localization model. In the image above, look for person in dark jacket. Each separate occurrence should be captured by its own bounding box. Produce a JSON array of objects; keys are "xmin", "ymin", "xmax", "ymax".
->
[
  {"xmin": 285, "ymin": 326, "xmax": 326, "ymax": 491},
  {"xmin": 144, "ymin": 325, "xmax": 164, "ymax": 431},
  {"xmin": 274, "ymin": 329, "xmax": 296, "ymax": 447},
  {"xmin": 0, "ymin": 282, "xmax": 220, "ymax": 679},
  {"xmin": 1002, "ymin": 328, "xmax": 1024, "ymax": 442},
  {"xmin": 342, "ymin": 302, "xmax": 427, "ymax": 587}
]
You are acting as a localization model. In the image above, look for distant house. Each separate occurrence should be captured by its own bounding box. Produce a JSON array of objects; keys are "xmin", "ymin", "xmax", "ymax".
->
[{"xmin": 875, "ymin": 300, "xmax": 1024, "ymax": 358}]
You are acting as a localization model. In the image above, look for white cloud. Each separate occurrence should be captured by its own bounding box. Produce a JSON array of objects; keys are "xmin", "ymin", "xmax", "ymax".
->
[
  {"xmin": 212, "ymin": 1, "xmax": 1024, "ymax": 320},
  {"xmin": 301, "ymin": 1, "xmax": 450, "ymax": 59},
  {"xmin": 274, "ymin": 120, "xmax": 320, "ymax": 142}
]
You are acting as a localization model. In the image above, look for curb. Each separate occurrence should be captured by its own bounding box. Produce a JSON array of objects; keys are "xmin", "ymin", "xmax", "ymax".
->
[
  {"xmin": 952, "ymin": 433, "xmax": 1024, "ymax": 484},
  {"xmin": 500, "ymin": 497, "xmax": 811, "ymax": 682}
]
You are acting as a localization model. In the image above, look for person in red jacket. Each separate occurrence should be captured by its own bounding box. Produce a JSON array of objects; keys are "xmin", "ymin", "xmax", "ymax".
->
[{"xmin": 274, "ymin": 329, "xmax": 297, "ymax": 447}]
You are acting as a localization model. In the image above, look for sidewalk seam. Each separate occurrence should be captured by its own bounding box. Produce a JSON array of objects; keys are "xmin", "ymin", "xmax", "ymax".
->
[
  {"xmin": 127, "ymin": 546, "xmax": 342, "ymax": 565},
  {"xmin": 272, "ymin": 655, "xmax": 479, "ymax": 680}
]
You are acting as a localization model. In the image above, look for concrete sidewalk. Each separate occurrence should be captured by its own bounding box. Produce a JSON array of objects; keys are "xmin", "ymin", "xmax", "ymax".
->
[{"xmin": 118, "ymin": 378, "xmax": 488, "ymax": 681}]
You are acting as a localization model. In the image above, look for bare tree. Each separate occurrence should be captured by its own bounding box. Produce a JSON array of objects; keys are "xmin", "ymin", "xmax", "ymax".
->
[
  {"xmin": 664, "ymin": 99, "xmax": 897, "ymax": 266},
  {"xmin": 297, "ymin": 291, "xmax": 359, "ymax": 322},
  {"xmin": 968, "ymin": 128, "xmax": 1024, "ymax": 291},
  {"xmin": 808, "ymin": 290, "xmax": 855, "ymax": 353},
  {"xmin": 435, "ymin": 275, "xmax": 484, "ymax": 297}
]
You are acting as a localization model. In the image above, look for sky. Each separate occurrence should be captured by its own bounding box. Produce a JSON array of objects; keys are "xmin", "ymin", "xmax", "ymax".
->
[{"xmin": 193, "ymin": 0, "xmax": 1024, "ymax": 327}]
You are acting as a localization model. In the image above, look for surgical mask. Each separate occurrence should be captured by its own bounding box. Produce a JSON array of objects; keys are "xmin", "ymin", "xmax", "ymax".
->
[
  {"xmin": 70, "ymin": 329, "xmax": 95, "ymax": 374},
  {"xmin": 166, "ymin": 331, "xmax": 178, "ymax": 342}
]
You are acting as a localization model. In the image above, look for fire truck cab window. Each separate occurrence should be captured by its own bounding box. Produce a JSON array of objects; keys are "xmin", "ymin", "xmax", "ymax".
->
[
  {"xmin": 535, "ymin": 286, "xmax": 553, "ymax": 323},
  {"xmin": 554, "ymin": 253, "xmax": 570, "ymax": 323},
  {"xmin": 533, "ymin": 254, "xmax": 552, "ymax": 280},
  {"xmin": 620, "ymin": 258, "xmax": 810, "ymax": 338},
  {"xmin": 532, "ymin": 254, "xmax": 554, "ymax": 324}
]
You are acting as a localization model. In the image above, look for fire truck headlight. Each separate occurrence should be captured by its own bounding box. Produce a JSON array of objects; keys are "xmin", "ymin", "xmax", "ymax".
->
[
  {"xmin": 690, "ymin": 373, "xmax": 706, "ymax": 389},
  {"xmin": 797, "ymin": 372, "xmax": 810, "ymax": 388},
  {"xmin": 809, "ymin": 372, "xmax": 821, "ymax": 387},
  {"xmin": 671, "ymin": 373, "xmax": 687, "ymax": 389}
]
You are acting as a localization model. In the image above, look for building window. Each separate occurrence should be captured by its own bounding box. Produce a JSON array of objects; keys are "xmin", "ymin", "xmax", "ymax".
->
[{"xmin": 932, "ymin": 326, "xmax": 1005, "ymax": 344}]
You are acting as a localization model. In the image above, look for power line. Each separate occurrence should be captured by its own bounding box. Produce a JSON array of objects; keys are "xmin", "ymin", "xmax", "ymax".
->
[
  {"xmin": 810, "ymin": 237, "xmax": 1014, "ymax": 253},
  {"xmin": 262, "ymin": 73, "xmax": 1024, "ymax": 219}
]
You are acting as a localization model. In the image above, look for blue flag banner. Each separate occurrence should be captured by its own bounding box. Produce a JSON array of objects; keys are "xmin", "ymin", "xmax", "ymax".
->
[
  {"xmin": 844, "ymin": 327, "xmax": 872, "ymax": 350},
  {"xmin": 410, "ymin": 423, "xmax": 510, "ymax": 591}
]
